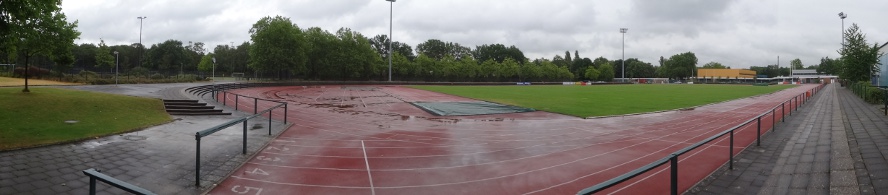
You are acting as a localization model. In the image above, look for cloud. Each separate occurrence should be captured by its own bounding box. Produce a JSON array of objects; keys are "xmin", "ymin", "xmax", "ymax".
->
[{"xmin": 61, "ymin": 0, "xmax": 888, "ymax": 69}]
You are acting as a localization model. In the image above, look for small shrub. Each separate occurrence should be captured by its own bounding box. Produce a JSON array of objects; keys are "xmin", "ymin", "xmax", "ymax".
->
[{"xmin": 149, "ymin": 73, "xmax": 164, "ymax": 80}]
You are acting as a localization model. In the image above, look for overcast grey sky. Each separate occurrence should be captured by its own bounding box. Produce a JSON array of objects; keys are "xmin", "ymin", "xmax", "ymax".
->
[{"xmin": 62, "ymin": 0, "xmax": 887, "ymax": 69}]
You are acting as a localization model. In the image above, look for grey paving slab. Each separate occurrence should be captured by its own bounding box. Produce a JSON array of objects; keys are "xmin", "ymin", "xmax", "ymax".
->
[
  {"xmin": 688, "ymin": 83, "xmax": 888, "ymax": 194},
  {"xmin": 0, "ymin": 83, "xmax": 289, "ymax": 194}
]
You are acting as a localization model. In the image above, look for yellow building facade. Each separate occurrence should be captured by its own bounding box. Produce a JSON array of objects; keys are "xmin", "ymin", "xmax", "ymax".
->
[{"xmin": 697, "ymin": 69, "xmax": 756, "ymax": 78}]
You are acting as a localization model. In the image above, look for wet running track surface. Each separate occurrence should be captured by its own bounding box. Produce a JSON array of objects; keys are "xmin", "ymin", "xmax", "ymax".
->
[{"xmin": 206, "ymin": 85, "xmax": 819, "ymax": 194}]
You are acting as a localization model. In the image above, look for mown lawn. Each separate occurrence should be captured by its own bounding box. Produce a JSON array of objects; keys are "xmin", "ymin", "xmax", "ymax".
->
[
  {"xmin": 411, "ymin": 84, "xmax": 796, "ymax": 117},
  {"xmin": 0, "ymin": 87, "xmax": 170, "ymax": 150}
]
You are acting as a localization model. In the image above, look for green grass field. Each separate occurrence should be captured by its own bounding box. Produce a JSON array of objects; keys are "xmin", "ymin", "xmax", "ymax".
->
[
  {"xmin": 412, "ymin": 84, "xmax": 796, "ymax": 117},
  {"xmin": 0, "ymin": 87, "xmax": 171, "ymax": 150}
]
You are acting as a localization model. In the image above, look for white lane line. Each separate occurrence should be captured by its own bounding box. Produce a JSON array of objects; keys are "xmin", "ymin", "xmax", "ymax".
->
[{"xmin": 362, "ymin": 140, "xmax": 376, "ymax": 195}]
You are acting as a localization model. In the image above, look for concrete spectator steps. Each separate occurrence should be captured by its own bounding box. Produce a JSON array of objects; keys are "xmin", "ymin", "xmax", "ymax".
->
[{"xmin": 162, "ymin": 99, "xmax": 230, "ymax": 115}]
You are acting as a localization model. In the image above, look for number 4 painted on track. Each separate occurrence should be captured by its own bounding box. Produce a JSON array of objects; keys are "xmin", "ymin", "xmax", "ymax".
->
[
  {"xmin": 231, "ymin": 185, "xmax": 263, "ymax": 195},
  {"xmin": 245, "ymin": 168, "xmax": 269, "ymax": 175},
  {"xmin": 256, "ymin": 156, "xmax": 282, "ymax": 162},
  {"xmin": 267, "ymin": 146, "xmax": 289, "ymax": 151}
]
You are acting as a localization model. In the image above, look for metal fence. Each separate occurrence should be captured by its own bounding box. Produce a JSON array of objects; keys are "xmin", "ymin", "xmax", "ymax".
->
[
  {"xmin": 82, "ymin": 168, "xmax": 155, "ymax": 195},
  {"xmin": 193, "ymin": 87, "xmax": 288, "ymax": 187},
  {"xmin": 578, "ymin": 84, "xmax": 825, "ymax": 195}
]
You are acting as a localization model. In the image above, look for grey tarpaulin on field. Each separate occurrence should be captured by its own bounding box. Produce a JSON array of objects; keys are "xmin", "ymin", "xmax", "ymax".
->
[{"xmin": 410, "ymin": 101, "xmax": 535, "ymax": 116}]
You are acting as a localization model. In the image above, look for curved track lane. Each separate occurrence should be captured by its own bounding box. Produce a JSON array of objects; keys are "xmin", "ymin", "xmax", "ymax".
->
[{"xmin": 207, "ymin": 85, "xmax": 818, "ymax": 195}]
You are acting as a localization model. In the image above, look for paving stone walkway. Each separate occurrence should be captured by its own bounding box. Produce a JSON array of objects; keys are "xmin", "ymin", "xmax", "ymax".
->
[
  {"xmin": 0, "ymin": 83, "xmax": 288, "ymax": 194},
  {"xmin": 688, "ymin": 83, "xmax": 888, "ymax": 194}
]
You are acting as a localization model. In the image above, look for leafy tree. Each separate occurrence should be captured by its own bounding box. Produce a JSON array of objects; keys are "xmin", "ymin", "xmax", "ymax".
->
[
  {"xmin": 570, "ymin": 57, "xmax": 593, "ymax": 80},
  {"xmin": 838, "ymin": 23, "xmax": 884, "ymax": 82},
  {"xmin": 95, "ymin": 39, "xmax": 115, "ymax": 71},
  {"xmin": 592, "ymin": 57, "xmax": 609, "ymax": 69},
  {"xmin": 197, "ymin": 53, "xmax": 214, "ymax": 72},
  {"xmin": 790, "ymin": 58, "xmax": 804, "ymax": 69},
  {"xmin": 552, "ymin": 55, "xmax": 568, "ymax": 67},
  {"xmin": 598, "ymin": 62, "xmax": 615, "ymax": 81},
  {"xmin": 701, "ymin": 61, "xmax": 727, "ymax": 69},
  {"xmin": 584, "ymin": 66, "xmax": 600, "ymax": 81},
  {"xmin": 817, "ymin": 57, "xmax": 840, "ymax": 75},
  {"xmin": 248, "ymin": 15, "xmax": 308, "ymax": 79},
  {"xmin": 574, "ymin": 50, "xmax": 580, "ymax": 61},
  {"xmin": 472, "ymin": 44, "xmax": 526, "ymax": 64},
  {"xmin": 564, "ymin": 51, "xmax": 572, "ymax": 62},
  {"xmin": 146, "ymin": 40, "xmax": 189, "ymax": 73},
  {"xmin": 661, "ymin": 52, "xmax": 698, "ymax": 80},
  {"xmin": 627, "ymin": 59, "xmax": 657, "ymax": 78},
  {"xmin": 3, "ymin": 1, "xmax": 79, "ymax": 92},
  {"xmin": 416, "ymin": 39, "xmax": 470, "ymax": 61}
]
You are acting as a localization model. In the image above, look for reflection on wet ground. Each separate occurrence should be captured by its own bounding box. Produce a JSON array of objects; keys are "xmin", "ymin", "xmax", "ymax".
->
[{"xmin": 208, "ymin": 84, "xmax": 820, "ymax": 194}]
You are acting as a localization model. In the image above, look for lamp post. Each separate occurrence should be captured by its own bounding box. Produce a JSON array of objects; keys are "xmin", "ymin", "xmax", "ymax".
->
[
  {"xmin": 212, "ymin": 57, "xmax": 216, "ymax": 99},
  {"xmin": 386, "ymin": 0, "xmax": 396, "ymax": 82},
  {"xmin": 838, "ymin": 12, "xmax": 847, "ymax": 46},
  {"xmin": 114, "ymin": 51, "xmax": 119, "ymax": 85},
  {"xmin": 620, "ymin": 28, "xmax": 628, "ymax": 82},
  {"xmin": 137, "ymin": 16, "xmax": 147, "ymax": 68}
]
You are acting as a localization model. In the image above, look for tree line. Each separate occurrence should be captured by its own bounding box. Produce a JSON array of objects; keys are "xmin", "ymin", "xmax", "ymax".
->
[{"xmin": 7, "ymin": 10, "xmax": 883, "ymax": 86}]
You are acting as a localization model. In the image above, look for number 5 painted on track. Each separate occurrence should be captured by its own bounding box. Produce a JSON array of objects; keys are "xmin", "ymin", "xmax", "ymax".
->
[{"xmin": 231, "ymin": 185, "xmax": 263, "ymax": 195}]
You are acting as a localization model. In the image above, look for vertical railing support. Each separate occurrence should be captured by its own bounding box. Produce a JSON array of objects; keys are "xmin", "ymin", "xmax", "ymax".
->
[
  {"xmin": 670, "ymin": 154, "xmax": 679, "ymax": 195},
  {"xmin": 772, "ymin": 109, "xmax": 776, "ymax": 131},
  {"xmin": 782, "ymin": 102, "xmax": 785, "ymax": 122},
  {"xmin": 254, "ymin": 98, "xmax": 258, "ymax": 114},
  {"xmin": 235, "ymin": 95, "xmax": 239, "ymax": 111},
  {"xmin": 243, "ymin": 120, "xmax": 247, "ymax": 155},
  {"xmin": 284, "ymin": 103, "xmax": 288, "ymax": 124},
  {"xmin": 756, "ymin": 116, "xmax": 761, "ymax": 146},
  {"xmin": 89, "ymin": 176, "xmax": 97, "ymax": 195},
  {"xmin": 269, "ymin": 108, "xmax": 273, "ymax": 136},
  {"xmin": 195, "ymin": 133, "xmax": 201, "ymax": 187},
  {"xmin": 729, "ymin": 130, "xmax": 734, "ymax": 170},
  {"xmin": 223, "ymin": 91, "xmax": 227, "ymax": 106}
]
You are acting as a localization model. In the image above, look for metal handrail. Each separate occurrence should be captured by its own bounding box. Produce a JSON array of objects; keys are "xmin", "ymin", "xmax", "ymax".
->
[
  {"xmin": 83, "ymin": 168, "xmax": 155, "ymax": 195},
  {"xmin": 578, "ymin": 84, "xmax": 825, "ymax": 194},
  {"xmin": 193, "ymin": 86, "xmax": 289, "ymax": 187}
]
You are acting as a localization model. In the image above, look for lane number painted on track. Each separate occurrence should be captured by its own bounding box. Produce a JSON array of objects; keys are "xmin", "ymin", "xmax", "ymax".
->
[
  {"xmin": 267, "ymin": 146, "xmax": 289, "ymax": 151},
  {"xmin": 256, "ymin": 156, "xmax": 282, "ymax": 162},
  {"xmin": 231, "ymin": 185, "xmax": 263, "ymax": 195},
  {"xmin": 245, "ymin": 167, "xmax": 270, "ymax": 175}
]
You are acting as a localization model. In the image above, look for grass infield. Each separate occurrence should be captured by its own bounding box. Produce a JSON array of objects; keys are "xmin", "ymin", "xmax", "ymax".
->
[
  {"xmin": 0, "ymin": 87, "xmax": 170, "ymax": 150},
  {"xmin": 411, "ymin": 84, "xmax": 796, "ymax": 117}
]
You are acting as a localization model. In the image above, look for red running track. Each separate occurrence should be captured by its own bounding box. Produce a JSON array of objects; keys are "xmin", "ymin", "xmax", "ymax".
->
[{"xmin": 207, "ymin": 84, "xmax": 820, "ymax": 195}]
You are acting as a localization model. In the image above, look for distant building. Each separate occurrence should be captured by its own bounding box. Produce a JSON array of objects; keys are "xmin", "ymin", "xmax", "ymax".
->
[
  {"xmin": 774, "ymin": 69, "xmax": 837, "ymax": 84},
  {"xmin": 697, "ymin": 69, "xmax": 757, "ymax": 79},
  {"xmin": 878, "ymin": 45, "xmax": 888, "ymax": 86}
]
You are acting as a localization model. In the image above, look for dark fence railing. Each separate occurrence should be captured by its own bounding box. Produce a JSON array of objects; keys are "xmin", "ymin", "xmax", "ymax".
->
[
  {"xmin": 193, "ymin": 88, "xmax": 288, "ymax": 187},
  {"xmin": 578, "ymin": 84, "xmax": 825, "ymax": 195},
  {"xmin": 82, "ymin": 168, "xmax": 155, "ymax": 195}
]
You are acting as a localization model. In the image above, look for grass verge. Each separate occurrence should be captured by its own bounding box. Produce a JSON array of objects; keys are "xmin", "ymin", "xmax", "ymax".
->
[
  {"xmin": 0, "ymin": 87, "xmax": 171, "ymax": 150},
  {"xmin": 411, "ymin": 84, "xmax": 796, "ymax": 117}
]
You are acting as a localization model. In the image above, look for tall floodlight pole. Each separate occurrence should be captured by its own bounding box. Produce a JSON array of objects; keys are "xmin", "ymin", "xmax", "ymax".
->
[
  {"xmin": 212, "ymin": 57, "xmax": 216, "ymax": 99},
  {"xmin": 386, "ymin": 0, "xmax": 396, "ymax": 82},
  {"xmin": 620, "ymin": 28, "xmax": 628, "ymax": 82},
  {"xmin": 114, "ymin": 51, "xmax": 119, "ymax": 85},
  {"xmin": 838, "ymin": 12, "xmax": 847, "ymax": 47},
  {"xmin": 137, "ymin": 16, "xmax": 147, "ymax": 68}
]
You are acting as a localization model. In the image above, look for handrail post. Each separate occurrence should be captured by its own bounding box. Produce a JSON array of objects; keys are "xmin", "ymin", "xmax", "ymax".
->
[
  {"xmin": 772, "ymin": 109, "xmax": 776, "ymax": 131},
  {"xmin": 235, "ymin": 95, "xmax": 239, "ymax": 111},
  {"xmin": 670, "ymin": 154, "xmax": 679, "ymax": 195},
  {"xmin": 223, "ymin": 91, "xmax": 227, "ymax": 106},
  {"xmin": 254, "ymin": 98, "xmax": 258, "ymax": 114},
  {"xmin": 195, "ymin": 133, "xmax": 201, "ymax": 187},
  {"xmin": 782, "ymin": 102, "xmax": 785, "ymax": 122},
  {"xmin": 243, "ymin": 120, "xmax": 248, "ymax": 155},
  {"xmin": 729, "ymin": 130, "xmax": 734, "ymax": 170},
  {"xmin": 89, "ymin": 176, "xmax": 97, "ymax": 195},
  {"xmin": 756, "ymin": 116, "xmax": 761, "ymax": 146},
  {"xmin": 284, "ymin": 103, "xmax": 288, "ymax": 124},
  {"xmin": 269, "ymin": 108, "xmax": 273, "ymax": 136}
]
